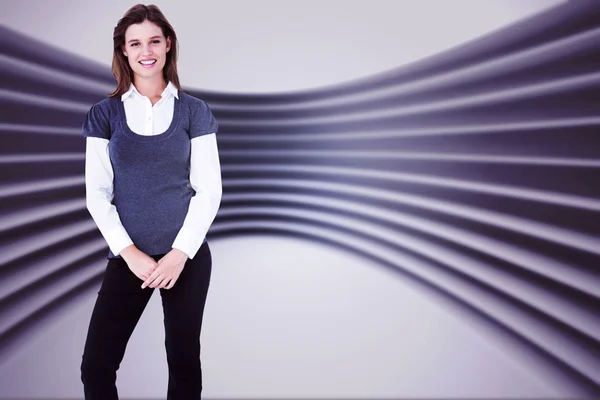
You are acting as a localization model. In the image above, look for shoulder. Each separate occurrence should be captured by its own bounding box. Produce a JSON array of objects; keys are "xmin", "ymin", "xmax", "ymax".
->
[
  {"xmin": 178, "ymin": 91, "xmax": 212, "ymax": 115},
  {"xmin": 90, "ymin": 96, "xmax": 115, "ymax": 110},
  {"xmin": 82, "ymin": 97, "xmax": 119, "ymax": 139},
  {"xmin": 179, "ymin": 92, "xmax": 219, "ymax": 136},
  {"xmin": 87, "ymin": 97, "xmax": 118, "ymax": 120},
  {"xmin": 95, "ymin": 96, "xmax": 114, "ymax": 108}
]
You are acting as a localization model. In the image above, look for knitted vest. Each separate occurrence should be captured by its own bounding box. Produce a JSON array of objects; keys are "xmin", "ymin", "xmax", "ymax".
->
[{"xmin": 82, "ymin": 91, "xmax": 218, "ymax": 258}]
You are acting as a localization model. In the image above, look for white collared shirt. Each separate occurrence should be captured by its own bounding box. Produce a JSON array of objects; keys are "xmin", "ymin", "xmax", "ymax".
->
[{"xmin": 84, "ymin": 81, "xmax": 222, "ymax": 259}]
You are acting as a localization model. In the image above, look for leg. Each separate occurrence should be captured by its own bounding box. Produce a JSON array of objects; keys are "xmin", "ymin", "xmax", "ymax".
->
[
  {"xmin": 160, "ymin": 242, "xmax": 212, "ymax": 400},
  {"xmin": 81, "ymin": 257, "xmax": 154, "ymax": 400}
]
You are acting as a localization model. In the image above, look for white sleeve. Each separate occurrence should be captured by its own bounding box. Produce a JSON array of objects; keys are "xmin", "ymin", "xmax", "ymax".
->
[
  {"xmin": 172, "ymin": 133, "xmax": 223, "ymax": 259},
  {"xmin": 85, "ymin": 137, "xmax": 134, "ymax": 256}
]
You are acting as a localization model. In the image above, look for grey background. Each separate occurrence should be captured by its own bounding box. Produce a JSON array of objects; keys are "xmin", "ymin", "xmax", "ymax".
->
[
  {"xmin": 1, "ymin": 0, "xmax": 599, "ymax": 398},
  {"xmin": 0, "ymin": 0, "xmax": 564, "ymax": 92}
]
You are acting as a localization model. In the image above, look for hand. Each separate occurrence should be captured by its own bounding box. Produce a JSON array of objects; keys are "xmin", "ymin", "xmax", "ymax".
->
[
  {"xmin": 120, "ymin": 244, "xmax": 158, "ymax": 282},
  {"xmin": 141, "ymin": 248, "xmax": 189, "ymax": 290}
]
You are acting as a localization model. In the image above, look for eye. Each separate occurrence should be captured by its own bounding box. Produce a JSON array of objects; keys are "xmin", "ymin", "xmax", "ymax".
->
[{"xmin": 129, "ymin": 40, "xmax": 160, "ymax": 47}]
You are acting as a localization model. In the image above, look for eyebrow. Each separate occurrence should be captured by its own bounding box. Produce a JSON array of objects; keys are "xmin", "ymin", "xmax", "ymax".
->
[{"xmin": 127, "ymin": 35, "xmax": 163, "ymax": 44}]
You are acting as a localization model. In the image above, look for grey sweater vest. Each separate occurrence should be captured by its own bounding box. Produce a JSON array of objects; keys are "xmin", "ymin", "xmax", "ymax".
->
[{"xmin": 82, "ymin": 91, "xmax": 218, "ymax": 259}]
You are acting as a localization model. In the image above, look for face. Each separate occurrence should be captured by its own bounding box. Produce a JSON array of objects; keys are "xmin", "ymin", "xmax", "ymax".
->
[{"xmin": 122, "ymin": 19, "xmax": 171, "ymax": 81}]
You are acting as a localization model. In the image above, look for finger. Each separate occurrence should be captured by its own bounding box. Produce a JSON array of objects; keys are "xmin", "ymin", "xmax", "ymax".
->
[
  {"xmin": 150, "ymin": 271, "xmax": 169, "ymax": 288},
  {"xmin": 140, "ymin": 271, "xmax": 151, "ymax": 281},
  {"xmin": 141, "ymin": 277, "xmax": 152, "ymax": 289},
  {"xmin": 164, "ymin": 276, "xmax": 176, "ymax": 289},
  {"xmin": 147, "ymin": 264, "xmax": 158, "ymax": 274},
  {"xmin": 165, "ymin": 277, "xmax": 177, "ymax": 289},
  {"xmin": 154, "ymin": 276, "xmax": 169, "ymax": 289},
  {"xmin": 141, "ymin": 269, "xmax": 162, "ymax": 289},
  {"xmin": 148, "ymin": 273, "xmax": 167, "ymax": 288},
  {"xmin": 158, "ymin": 277, "xmax": 171, "ymax": 289}
]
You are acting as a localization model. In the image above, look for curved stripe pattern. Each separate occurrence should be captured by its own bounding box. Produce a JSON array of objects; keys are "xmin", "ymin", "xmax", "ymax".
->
[{"xmin": 0, "ymin": 0, "xmax": 599, "ymax": 395}]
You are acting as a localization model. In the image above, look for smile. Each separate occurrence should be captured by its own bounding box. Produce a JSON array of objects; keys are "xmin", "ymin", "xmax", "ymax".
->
[{"xmin": 139, "ymin": 60, "xmax": 157, "ymax": 67}]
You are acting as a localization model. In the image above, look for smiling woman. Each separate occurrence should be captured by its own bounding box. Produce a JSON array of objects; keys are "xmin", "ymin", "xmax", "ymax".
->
[
  {"xmin": 110, "ymin": 11, "xmax": 181, "ymax": 100},
  {"xmin": 79, "ymin": 4, "xmax": 222, "ymax": 400}
]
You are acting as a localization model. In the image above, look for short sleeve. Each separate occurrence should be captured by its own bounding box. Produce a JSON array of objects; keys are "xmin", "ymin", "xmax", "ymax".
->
[
  {"xmin": 82, "ymin": 103, "xmax": 111, "ymax": 139},
  {"xmin": 189, "ymin": 99, "xmax": 218, "ymax": 139}
]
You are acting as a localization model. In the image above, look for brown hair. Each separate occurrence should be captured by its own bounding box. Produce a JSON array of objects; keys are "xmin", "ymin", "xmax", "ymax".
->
[{"xmin": 109, "ymin": 3, "xmax": 183, "ymax": 97}]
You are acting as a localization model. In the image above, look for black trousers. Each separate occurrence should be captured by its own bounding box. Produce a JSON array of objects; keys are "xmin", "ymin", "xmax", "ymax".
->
[{"xmin": 81, "ymin": 242, "xmax": 212, "ymax": 400}]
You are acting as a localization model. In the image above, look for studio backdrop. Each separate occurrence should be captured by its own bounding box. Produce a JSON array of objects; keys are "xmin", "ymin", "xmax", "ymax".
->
[{"xmin": 0, "ymin": 0, "xmax": 599, "ymax": 398}]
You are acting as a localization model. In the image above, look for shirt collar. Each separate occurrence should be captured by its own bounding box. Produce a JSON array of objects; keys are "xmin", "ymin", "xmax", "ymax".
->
[
  {"xmin": 121, "ymin": 81, "xmax": 179, "ymax": 101},
  {"xmin": 164, "ymin": 81, "xmax": 179, "ymax": 99}
]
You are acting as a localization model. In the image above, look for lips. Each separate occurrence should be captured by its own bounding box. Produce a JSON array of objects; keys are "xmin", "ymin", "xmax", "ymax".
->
[{"xmin": 139, "ymin": 59, "xmax": 157, "ymax": 69}]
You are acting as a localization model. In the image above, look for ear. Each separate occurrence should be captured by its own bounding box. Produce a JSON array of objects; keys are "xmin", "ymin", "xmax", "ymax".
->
[
  {"xmin": 166, "ymin": 37, "xmax": 171, "ymax": 53},
  {"xmin": 122, "ymin": 44, "xmax": 127, "ymax": 57}
]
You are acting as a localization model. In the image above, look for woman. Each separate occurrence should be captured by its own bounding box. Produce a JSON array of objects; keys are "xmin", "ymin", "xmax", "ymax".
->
[{"xmin": 80, "ymin": 4, "xmax": 222, "ymax": 399}]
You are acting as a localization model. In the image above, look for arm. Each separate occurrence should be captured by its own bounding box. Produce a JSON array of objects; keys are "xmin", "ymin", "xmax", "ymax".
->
[
  {"xmin": 171, "ymin": 133, "xmax": 223, "ymax": 259},
  {"xmin": 84, "ymin": 136, "xmax": 134, "ymax": 256}
]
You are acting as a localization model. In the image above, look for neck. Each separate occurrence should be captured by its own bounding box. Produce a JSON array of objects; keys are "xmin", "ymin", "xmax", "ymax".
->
[{"xmin": 132, "ymin": 76, "xmax": 168, "ymax": 98}]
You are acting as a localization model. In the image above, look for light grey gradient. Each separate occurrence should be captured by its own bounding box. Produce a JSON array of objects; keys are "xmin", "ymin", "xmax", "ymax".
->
[
  {"xmin": 0, "ymin": 0, "xmax": 565, "ymax": 93},
  {"xmin": 0, "ymin": 0, "xmax": 586, "ymax": 398},
  {"xmin": 0, "ymin": 237, "xmax": 558, "ymax": 398}
]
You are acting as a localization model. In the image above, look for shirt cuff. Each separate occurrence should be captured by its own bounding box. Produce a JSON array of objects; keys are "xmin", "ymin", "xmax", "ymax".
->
[
  {"xmin": 106, "ymin": 225, "xmax": 134, "ymax": 256},
  {"xmin": 172, "ymin": 226, "xmax": 205, "ymax": 259}
]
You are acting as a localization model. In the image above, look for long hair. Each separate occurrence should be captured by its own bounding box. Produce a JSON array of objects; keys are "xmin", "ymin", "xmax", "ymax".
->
[{"xmin": 109, "ymin": 4, "xmax": 183, "ymax": 97}]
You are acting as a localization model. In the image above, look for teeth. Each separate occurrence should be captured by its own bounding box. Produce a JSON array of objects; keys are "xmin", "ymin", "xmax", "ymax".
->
[{"xmin": 140, "ymin": 60, "xmax": 156, "ymax": 65}]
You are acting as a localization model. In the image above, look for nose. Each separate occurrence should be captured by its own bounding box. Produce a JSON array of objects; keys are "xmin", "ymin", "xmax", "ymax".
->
[{"xmin": 141, "ymin": 44, "xmax": 153, "ymax": 57}]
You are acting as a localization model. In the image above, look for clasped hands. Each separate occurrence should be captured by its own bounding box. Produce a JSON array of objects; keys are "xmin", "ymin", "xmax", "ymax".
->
[{"xmin": 120, "ymin": 245, "xmax": 189, "ymax": 289}]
